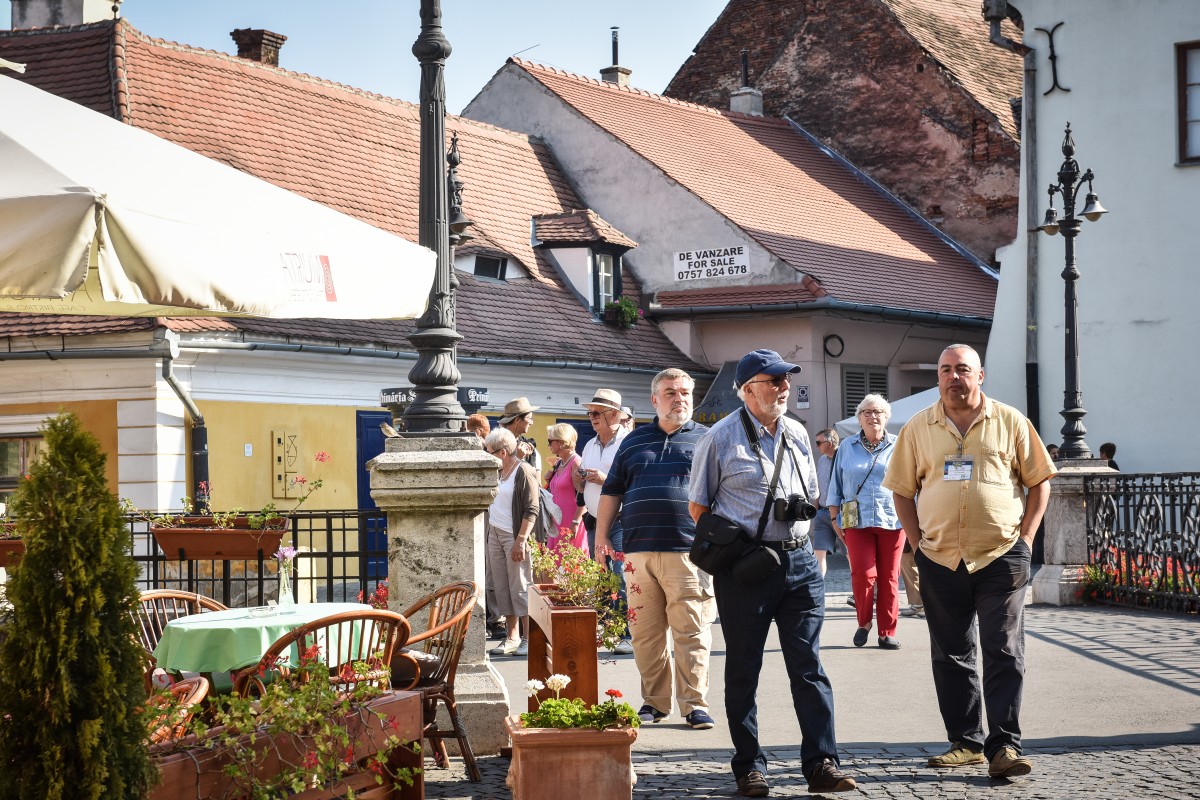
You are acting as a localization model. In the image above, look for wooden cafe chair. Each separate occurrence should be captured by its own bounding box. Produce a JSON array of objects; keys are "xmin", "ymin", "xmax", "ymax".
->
[
  {"xmin": 233, "ymin": 608, "xmax": 411, "ymax": 698},
  {"xmin": 392, "ymin": 580, "xmax": 482, "ymax": 782},
  {"xmin": 134, "ymin": 589, "xmax": 228, "ymax": 653}
]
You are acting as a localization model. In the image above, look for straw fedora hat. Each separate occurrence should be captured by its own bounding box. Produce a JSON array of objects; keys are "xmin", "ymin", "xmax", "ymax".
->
[
  {"xmin": 498, "ymin": 396, "xmax": 539, "ymax": 424},
  {"xmin": 581, "ymin": 388, "xmax": 623, "ymax": 413}
]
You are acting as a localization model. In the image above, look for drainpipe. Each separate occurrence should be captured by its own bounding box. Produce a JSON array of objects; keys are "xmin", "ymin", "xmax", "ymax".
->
[{"xmin": 984, "ymin": 0, "xmax": 1040, "ymax": 430}]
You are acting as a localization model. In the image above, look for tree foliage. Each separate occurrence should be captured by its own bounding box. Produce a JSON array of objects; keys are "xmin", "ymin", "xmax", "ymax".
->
[{"xmin": 0, "ymin": 413, "xmax": 153, "ymax": 799}]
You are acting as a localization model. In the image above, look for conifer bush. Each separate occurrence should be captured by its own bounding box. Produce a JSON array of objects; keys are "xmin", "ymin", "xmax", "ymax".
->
[{"xmin": 0, "ymin": 413, "xmax": 153, "ymax": 799}]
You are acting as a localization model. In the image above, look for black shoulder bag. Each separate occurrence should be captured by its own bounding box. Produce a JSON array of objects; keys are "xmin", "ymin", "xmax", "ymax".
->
[{"xmin": 688, "ymin": 409, "xmax": 787, "ymax": 583}]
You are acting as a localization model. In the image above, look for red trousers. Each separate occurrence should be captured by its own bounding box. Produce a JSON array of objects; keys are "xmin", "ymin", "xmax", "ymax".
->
[{"xmin": 844, "ymin": 526, "xmax": 905, "ymax": 636}]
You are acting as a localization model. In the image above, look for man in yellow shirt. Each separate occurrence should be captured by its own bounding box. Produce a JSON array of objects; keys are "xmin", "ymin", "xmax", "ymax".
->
[{"xmin": 883, "ymin": 344, "xmax": 1056, "ymax": 779}]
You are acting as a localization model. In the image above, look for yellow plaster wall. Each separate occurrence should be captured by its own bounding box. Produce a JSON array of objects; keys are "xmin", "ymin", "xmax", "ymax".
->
[
  {"xmin": 198, "ymin": 401, "xmax": 357, "ymax": 512},
  {"xmin": 0, "ymin": 400, "xmax": 119, "ymax": 491}
]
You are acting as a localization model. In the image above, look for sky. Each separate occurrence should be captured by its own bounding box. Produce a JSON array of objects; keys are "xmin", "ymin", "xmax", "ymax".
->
[{"xmin": 118, "ymin": 1, "xmax": 730, "ymax": 114}]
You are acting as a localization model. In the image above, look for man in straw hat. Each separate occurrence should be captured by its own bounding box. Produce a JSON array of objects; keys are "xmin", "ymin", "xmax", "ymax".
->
[{"xmin": 573, "ymin": 387, "xmax": 634, "ymax": 655}]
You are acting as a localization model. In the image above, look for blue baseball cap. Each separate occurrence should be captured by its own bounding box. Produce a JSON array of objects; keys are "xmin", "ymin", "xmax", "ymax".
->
[{"xmin": 735, "ymin": 349, "xmax": 802, "ymax": 388}]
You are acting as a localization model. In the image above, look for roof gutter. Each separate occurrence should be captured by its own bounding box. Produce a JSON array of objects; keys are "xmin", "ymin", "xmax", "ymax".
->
[
  {"xmin": 649, "ymin": 297, "xmax": 992, "ymax": 329},
  {"xmin": 782, "ymin": 117, "xmax": 999, "ymax": 282},
  {"xmin": 176, "ymin": 338, "xmax": 691, "ymax": 376}
]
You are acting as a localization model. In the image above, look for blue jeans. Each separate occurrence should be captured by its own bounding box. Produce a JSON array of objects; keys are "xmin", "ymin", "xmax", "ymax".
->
[
  {"xmin": 917, "ymin": 540, "xmax": 1031, "ymax": 757},
  {"xmin": 714, "ymin": 544, "xmax": 839, "ymax": 779}
]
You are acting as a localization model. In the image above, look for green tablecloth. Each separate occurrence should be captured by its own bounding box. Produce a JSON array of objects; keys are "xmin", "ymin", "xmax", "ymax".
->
[{"xmin": 152, "ymin": 602, "xmax": 372, "ymax": 674}]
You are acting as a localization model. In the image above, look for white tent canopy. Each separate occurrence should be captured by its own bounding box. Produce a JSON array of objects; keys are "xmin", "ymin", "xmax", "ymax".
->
[
  {"xmin": 835, "ymin": 387, "xmax": 939, "ymax": 439},
  {"xmin": 0, "ymin": 75, "xmax": 435, "ymax": 318}
]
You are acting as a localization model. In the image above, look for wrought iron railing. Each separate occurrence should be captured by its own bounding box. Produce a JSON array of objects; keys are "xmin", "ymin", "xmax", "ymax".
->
[
  {"xmin": 130, "ymin": 509, "xmax": 388, "ymax": 608},
  {"xmin": 1083, "ymin": 473, "xmax": 1199, "ymax": 614}
]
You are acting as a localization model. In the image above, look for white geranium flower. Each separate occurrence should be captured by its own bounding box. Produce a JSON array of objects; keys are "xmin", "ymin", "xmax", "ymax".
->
[
  {"xmin": 545, "ymin": 674, "xmax": 571, "ymax": 693},
  {"xmin": 524, "ymin": 679, "xmax": 545, "ymax": 697}
]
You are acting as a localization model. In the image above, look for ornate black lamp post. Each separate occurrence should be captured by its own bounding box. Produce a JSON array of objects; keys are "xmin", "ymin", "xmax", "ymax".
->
[
  {"xmin": 1037, "ymin": 123, "xmax": 1107, "ymax": 459},
  {"xmin": 404, "ymin": 0, "xmax": 473, "ymax": 435}
]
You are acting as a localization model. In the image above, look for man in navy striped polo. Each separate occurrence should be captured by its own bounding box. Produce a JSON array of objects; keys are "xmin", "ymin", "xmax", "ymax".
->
[{"xmin": 594, "ymin": 368, "xmax": 716, "ymax": 730}]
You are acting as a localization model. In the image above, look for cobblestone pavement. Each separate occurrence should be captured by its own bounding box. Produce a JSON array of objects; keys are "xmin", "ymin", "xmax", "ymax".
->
[{"xmin": 422, "ymin": 743, "xmax": 1200, "ymax": 799}]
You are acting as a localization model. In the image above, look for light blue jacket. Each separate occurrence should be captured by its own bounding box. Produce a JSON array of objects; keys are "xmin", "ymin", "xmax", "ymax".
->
[{"xmin": 827, "ymin": 432, "xmax": 900, "ymax": 530}]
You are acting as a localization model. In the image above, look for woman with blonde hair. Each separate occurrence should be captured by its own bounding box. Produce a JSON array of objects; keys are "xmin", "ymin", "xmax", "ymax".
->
[
  {"xmin": 828, "ymin": 394, "xmax": 904, "ymax": 650},
  {"xmin": 544, "ymin": 423, "xmax": 588, "ymax": 556}
]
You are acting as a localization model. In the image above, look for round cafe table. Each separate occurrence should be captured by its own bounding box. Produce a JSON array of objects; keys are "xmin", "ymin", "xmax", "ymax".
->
[{"xmin": 151, "ymin": 601, "xmax": 372, "ymax": 674}]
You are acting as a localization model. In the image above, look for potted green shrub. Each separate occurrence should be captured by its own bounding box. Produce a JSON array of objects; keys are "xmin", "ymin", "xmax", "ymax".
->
[
  {"xmin": 602, "ymin": 296, "xmax": 641, "ymax": 329},
  {"xmin": 0, "ymin": 413, "xmax": 155, "ymax": 799},
  {"xmin": 505, "ymin": 674, "xmax": 640, "ymax": 800}
]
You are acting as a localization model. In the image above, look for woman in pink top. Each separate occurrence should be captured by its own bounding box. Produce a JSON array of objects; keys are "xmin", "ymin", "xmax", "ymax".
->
[{"xmin": 545, "ymin": 423, "xmax": 588, "ymax": 557}]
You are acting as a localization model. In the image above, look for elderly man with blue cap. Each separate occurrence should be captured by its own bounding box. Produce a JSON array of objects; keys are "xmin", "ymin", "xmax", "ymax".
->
[{"xmin": 689, "ymin": 349, "xmax": 855, "ymax": 797}]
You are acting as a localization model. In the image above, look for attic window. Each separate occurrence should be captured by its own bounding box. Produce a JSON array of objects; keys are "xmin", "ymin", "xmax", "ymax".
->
[
  {"xmin": 474, "ymin": 255, "xmax": 508, "ymax": 281},
  {"xmin": 594, "ymin": 253, "xmax": 616, "ymax": 310}
]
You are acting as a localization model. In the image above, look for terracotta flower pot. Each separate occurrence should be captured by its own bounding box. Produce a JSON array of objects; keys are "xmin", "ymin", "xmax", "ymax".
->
[
  {"xmin": 504, "ymin": 715, "xmax": 637, "ymax": 800},
  {"xmin": 0, "ymin": 534, "xmax": 25, "ymax": 567},
  {"xmin": 152, "ymin": 516, "xmax": 288, "ymax": 560}
]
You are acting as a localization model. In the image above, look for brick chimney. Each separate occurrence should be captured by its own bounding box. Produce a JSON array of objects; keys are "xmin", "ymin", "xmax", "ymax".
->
[
  {"xmin": 230, "ymin": 28, "xmax": 286, "ymax": 66},
  {"xmin": 599, "ymin": 26, "xmax": 631, "ymax": 88},
  {"xmin": 11, "ymin": 0, "xmax": 113, "ymax": 29}
]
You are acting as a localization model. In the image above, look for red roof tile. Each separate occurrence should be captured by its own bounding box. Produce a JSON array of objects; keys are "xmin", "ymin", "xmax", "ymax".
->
[
  {"xmin": 0, "ymin": 20, "xmax": 699, "ymax": 372},
  {"xmin": 507, "ymin": 59, "xmax": 996, "ymax": 319},
  {"xmin": 656, "ymin": 282, "xmax": 822, "ymax": 309},
  {"xmin": 534, "ymin": 210, "xmax": 637, "ymax": 249}
]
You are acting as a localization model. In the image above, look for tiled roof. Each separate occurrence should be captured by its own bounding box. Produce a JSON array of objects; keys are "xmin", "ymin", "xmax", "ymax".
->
[
  {"xmin": 0, "ymin": 314, "xmax": 156, "ymax": 337},
  {"xmin": 534, "ymin": 210, "xmax": 637, "ymax": 248},
  {"xmin": 0, "ymin": 20, "xmax": 698, "ymax": 372},
  {"xmin": 880, "ymin": 0, "xmax": 1024, "ymax": 140},
  {"xmin": 508, "ymin": 59, "xmax": 996, "ymax": 319},
  {"xmin": 655, "ymin": 282, "xmax": 822, "ymax": 310}
]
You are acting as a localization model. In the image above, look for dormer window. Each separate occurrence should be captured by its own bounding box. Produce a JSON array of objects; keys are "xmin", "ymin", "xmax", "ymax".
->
[
  {"xmin": 474, "ymin": 255, "xmax": 507, "ymax": 281},
  {"xmin": 594, "ymin": 252, "xmax": 618, "ymax": 311},
  {"xmin": 531, "ymin": 209, "xmax": 637, "ymax": 317}
]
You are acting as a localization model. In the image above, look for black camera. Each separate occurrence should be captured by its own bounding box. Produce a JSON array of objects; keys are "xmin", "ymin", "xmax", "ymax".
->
[{"xmin": 773, "ymin": 494, "xmax": 818, "ymax": 522}]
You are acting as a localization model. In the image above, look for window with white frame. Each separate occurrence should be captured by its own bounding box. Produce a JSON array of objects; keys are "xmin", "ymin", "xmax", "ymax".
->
[
  {"xmin": 0, "ymin": 436, "xmax": 44, "ymax": 506},
  {"xmin": 473, "ymin": 255, "xmax": 507, "ymax": 281},
  {"xmin": 1179, "ymin": 41, "xmax": 1200, "ymax": 164},
  {"xmin": 842, "ymin": 367, "xmax": 889, "ymax": 418},
  {"xmin": 594, "ymin": 252, "xmax": 620, "ymax": 312}
]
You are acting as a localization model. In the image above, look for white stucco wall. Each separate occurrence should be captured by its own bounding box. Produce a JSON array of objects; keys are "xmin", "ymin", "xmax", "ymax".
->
[
  {"xmin": 463, "ymin": 66, "xmax": 791, "ymax": 294},
  {"xmin": 988, "ymin": 0, "xmax": 1200, "ymax": 473}
]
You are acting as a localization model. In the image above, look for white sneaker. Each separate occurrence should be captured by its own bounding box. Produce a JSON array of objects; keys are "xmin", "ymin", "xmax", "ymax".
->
[
  {"xmin": 611, "ymin": 639, "xmax": 634, "ymax": 655},
  {"xmin": 489, "ymin": 638, "xmax": 520, "ymax": 656},
  {"xmin": 513, "ymin": 638, "xmax": 529, "ymax": 656},
  {"xmin": 900, "ymin": 605, "xmax": 925, "ymax": 618}
]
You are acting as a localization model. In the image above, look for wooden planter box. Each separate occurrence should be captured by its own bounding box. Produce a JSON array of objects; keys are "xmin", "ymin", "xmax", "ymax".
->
[
  {"xmin": 152, "ymin": 516, "xmax": 288, "ymax": 560},
  {"xmin": 526, "ymin": 583, "xmax": 598, "ymax": 710},
  {"xmin": 150, "ymin": 690, "xmax": 423, "ymax": 799},
  {"xmin": 0, "ymin": 532, "xmax": 24, "ymax": 567},
  {"xmin": 504, "ymin": 715, "xmax": 637, "ymax": 800}
]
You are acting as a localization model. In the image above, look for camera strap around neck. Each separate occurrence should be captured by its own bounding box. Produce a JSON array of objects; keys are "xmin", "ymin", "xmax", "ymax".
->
[{"xmin": 738, "ymin": 408, "xmax": 790, "ymax": 541}]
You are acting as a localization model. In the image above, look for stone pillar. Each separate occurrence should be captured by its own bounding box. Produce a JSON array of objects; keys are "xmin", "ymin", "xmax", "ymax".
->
[
  {"xmin": 369, "ymin": 434, "xmax": 510, "ymax": 754},
  {"xmin": 1031, "ymin": 458, "xmax": 1114, "ymax": 605}
]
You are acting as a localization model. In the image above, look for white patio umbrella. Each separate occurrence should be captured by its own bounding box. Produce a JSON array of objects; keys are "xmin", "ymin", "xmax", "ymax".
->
[
  {"xmin": 0, "ymin": 75, "xmax": 435, "ymax": 319},
  {"xmin": 834, "ymin": 387, "xmax": 940, "ymax": 439}
]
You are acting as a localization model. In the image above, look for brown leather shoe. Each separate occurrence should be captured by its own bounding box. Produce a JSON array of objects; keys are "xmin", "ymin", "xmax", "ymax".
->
[
  {"xmin": 806, "ymin": 759, "xmax": 856, "ymax": 793},
  {"xmin": 736, "ymin": 770, "xmax": 769, "ymax": 797},
  {"xmin": 988, "ymin": 746, "xmax": 1032, "ymax": 778}
]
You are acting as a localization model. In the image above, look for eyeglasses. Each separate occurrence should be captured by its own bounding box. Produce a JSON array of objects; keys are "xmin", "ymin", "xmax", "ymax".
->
[
  {"xmin": 486, "ymin": 447, "xmax": 506, "ymax": 455},
  {"xmin": 859, "ymin": 409, "xmax": 886, "ymax": 417},
  {"xmin": 744, "ymin": 375, "xmax": 791, "ymax": 388},
  {"xmin": 586, "ymin": 410, "xmax": 610, "ymax": 419},
  {"xmin": 815, "ymin": 438, "xmax": 829, "ymax": 445},
  {"xmin": 547, "ymin": 439, "xmax": 562, "ymax": 445}
]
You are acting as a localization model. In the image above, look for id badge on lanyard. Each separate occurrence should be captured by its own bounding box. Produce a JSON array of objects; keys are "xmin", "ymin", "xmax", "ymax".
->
[{"xmin": 944, "ymin": 456, "xmax": 973, "ymax": 481}]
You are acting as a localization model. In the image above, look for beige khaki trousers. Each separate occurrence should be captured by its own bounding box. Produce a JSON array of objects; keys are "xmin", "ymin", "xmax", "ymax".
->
[{"xmin": 624, "ymin": 551, "xmax": 716, "ymax": 715}]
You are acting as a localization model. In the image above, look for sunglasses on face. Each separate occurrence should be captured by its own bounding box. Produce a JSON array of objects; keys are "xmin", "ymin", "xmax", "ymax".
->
[{"xmin": 745, "ymin": 374, "xmax": 791, "ymax": 388}]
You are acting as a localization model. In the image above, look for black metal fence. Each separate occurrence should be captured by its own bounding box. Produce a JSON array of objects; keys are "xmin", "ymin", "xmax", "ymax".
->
[
  {"xmin": 131, "ymin": 509, "xmax": 389, "ymax": 608},
  {"xmin": 1083, "ymin": 473, "xmax": 1199, "ymax": 614}
]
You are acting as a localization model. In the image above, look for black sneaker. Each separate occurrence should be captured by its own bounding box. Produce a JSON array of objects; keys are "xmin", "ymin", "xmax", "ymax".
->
[
  {"xmin": 806, "ymin": 758, "xmax": 856, "ymax": 793},
  {"xmin": 736, "ymin": 770, "xmax": 769, "ymax": 797},
  {"xmin": 637, "ymin": 704, "xmax": 667, "ymax": 723}
]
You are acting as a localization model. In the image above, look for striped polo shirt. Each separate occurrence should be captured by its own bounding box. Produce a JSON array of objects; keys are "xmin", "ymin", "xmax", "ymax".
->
[{"xmin": 600, "ymin": 417, "xmax": 709, "ymax": 553}]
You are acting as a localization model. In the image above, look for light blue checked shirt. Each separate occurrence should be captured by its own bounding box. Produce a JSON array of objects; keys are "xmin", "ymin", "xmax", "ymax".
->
[
  {"xmin": 689, "ymin": 407, "xmax": 818, "ymax": 542},
  {"xmin": 826, "ymin": 432, "xmax": 901, "ymax": 530}
]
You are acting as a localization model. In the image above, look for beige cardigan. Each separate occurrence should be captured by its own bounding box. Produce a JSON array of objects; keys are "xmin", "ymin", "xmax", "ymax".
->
[{"xmin": 506, "ymin": 461, "xmax": 540, "ymax": 538}]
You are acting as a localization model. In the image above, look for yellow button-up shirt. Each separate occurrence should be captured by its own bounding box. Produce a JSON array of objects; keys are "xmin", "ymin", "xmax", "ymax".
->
[{"xmin": 882, "ymin": 395, "xmax": 1056, "ymax": 573}]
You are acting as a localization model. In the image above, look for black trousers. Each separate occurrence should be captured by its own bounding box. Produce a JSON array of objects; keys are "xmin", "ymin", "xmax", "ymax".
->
[{"xmin": 916, "ymin": 540, "xmax": 1031, "ymax": 758}]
